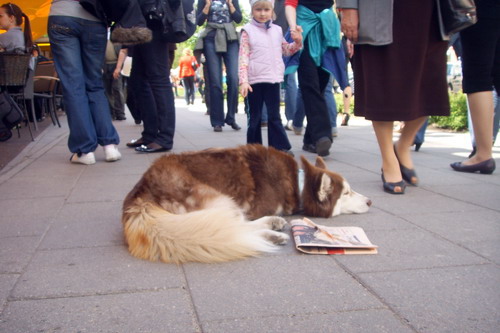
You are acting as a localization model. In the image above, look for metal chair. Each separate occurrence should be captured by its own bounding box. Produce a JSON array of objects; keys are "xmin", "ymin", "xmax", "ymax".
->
[{"xmin": 33, "ymin": 60, "xmax": 61, "ymax": 127}]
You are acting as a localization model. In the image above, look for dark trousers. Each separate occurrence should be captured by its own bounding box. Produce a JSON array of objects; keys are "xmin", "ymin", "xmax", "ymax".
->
[
  {"xmin": 103, "ymin": 63, "xmax": 125, "ymax": 118},
  {"xmin": 297, "ymin": 42, "xmax": 332, "ymax": 145},
  {"xmin": 182, "ymin": 76, "xmax": 195, "ymax": 104},
  {"xmin": 132, "ymin": 31, "xmax": 175, "ymax": 148},
  {"xmin": 247, "ymin": 83, "xmax": 291, "ymax": 151}
]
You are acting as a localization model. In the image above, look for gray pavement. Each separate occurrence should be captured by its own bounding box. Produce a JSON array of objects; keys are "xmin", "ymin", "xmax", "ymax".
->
[{"xmin": 0, "ymin": 99, "xmax": 499, "ymax": 333}]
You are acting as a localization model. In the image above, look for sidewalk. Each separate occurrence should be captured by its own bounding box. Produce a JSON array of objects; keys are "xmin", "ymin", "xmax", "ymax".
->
[{"xmin": 1, "ymin": 99, "xmax": 499, "ymax": 333}]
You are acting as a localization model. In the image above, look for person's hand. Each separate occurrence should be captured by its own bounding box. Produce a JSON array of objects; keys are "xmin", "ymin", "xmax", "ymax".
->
[
  {"xmin": 226, "ymin": 0, "xmax": 235, "ymax": 13},
  {"xmin": 290, "ymin": 25, "xmax": 303, "ymax": 44},
  {"xmin": 240, "ymin": 82, "xmax": 252, "ymax": 98},
  {"xmin": 203, "ymin": 0, "xmax": 212, "ymax": 15},
  {"xmin": 340, "ymin": 9, "xmax": 359, "ymax": 43},
  {"xmin": 113, "ymin": 68, "xmax": 121, "ymax": 80},
  {"xmin": 346, "ymin": 38, "xmax": 354, "ymax": 58}
]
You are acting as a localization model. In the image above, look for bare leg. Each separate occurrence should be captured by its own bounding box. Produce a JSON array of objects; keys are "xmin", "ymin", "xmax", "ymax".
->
[
  {"xmin": 463, "ymin": 91, "xmax": 494, "ymax": 165},
  {"xmin": 372, "ymin": 121, "xmax": 403, "ymax": 193},
  {"xmin": 343, "ymin": 86, "xmax": 352, "ymax": 114},
  {"xmin": 395, "ymin": 116, "xmax": 428, "ymax": 169}
]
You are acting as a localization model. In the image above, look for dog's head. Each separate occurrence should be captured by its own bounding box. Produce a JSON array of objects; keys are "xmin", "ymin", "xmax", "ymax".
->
[{"xmin": 300, "ymin": 156, "xmax": 371, "ymax": 217}]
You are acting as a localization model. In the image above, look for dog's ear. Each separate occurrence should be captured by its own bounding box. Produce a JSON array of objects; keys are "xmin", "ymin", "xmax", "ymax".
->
[
  {"xmin": 318, "ymin": 173, "xmax": 333, "ymax": 202},
  {"xmin": 315, "ymin": 156, "xmax": 327, "ymax": 169}
]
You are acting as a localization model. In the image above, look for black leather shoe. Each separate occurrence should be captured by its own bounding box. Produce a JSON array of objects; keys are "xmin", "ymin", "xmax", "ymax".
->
[
  {"xmin": 126, "ymin": 138, "xmax": 150, "ymax": 148},
  {"xmin": 135, "ymin": 143, "xmax": 171, "ymax": 153},
  {"xmin": 315, "ymin": 137, "xmax": 332, "ymax": 157},
  {"xmin": 450, "ymin": 158, "xmax": 496, "ymax": 174},
  {"xmin": 228, "ymin": 122, "xmax": 241, "ymax": 130},
  {"xmin": 381, "ymin": 172, "xmax": 406, "ymax": 195},
  {"xmin": 302, "ymin": 143, "xmax": 316, "ymax": 154},
  {"xmin": 214, "ymin": 126, "xmax": 222, "ymax": 132}
]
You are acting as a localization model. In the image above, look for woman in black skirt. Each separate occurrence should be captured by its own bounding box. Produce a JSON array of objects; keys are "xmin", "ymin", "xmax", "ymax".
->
[{"xmin": 338, "ymin": 0, "xmax": 449, "ymax": 194}]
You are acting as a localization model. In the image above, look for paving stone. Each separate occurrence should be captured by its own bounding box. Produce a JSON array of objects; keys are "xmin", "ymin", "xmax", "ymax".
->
[
  {"xmin": 359, "ymin": 264, "xmax": 500, "ymax": 333},
  {"xmin": 0, "ymin": 289, "xmax": 198, "ymax": 333},
  {"xmin": 39, "ymin": 201, "xmax": 124, "ymax": 250},
  {"xmin": 184, "ymin": 255, "xmax": 383, "ymax": 322},
  {"xmin": 0, "ymin": 236, "xmax": 39, "ymax": 274},
  {"xmin": 11, "ymin": 246, "xmax": 184, "ymax": 299},
  {"xmin": 201, "ymin": 309, "xmax": 414, "ymax": 333}
]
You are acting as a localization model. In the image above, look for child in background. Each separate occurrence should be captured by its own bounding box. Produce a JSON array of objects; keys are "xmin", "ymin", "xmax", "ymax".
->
[{"xmin": 239, "ymin": 0, "xmax": 301, "ymax": 154}]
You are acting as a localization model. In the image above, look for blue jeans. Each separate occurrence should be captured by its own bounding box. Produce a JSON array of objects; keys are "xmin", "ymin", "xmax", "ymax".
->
[
  {"xmin": 293, "ymin": 75, "xmax": 337, "ymax": 129},
  {"xmin": 203, "ymin": 37, "xmax": 239, "ymax": 127},
  {"xmin": 48, "ymin": 16, "xmax": 119, "ymax": 154},
  {"xmin": 132, "ymin": 30, "xmax": 176, "ymax": 148},
  {"xmin": 284, "ymin": 73, "xmax": 298, "ymax": 121}
]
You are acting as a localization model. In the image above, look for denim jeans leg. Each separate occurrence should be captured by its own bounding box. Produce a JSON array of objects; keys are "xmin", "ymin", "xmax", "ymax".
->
[
  {"xmin": 48, "ymin": 16, "xmax": 118, "ymax": 154},
  {"xmin": 284, "ymin": 73, "xmax": 298, "ymax": 121},
  {"xmin": 325, "ymin": 75, "xmax": 337, "ymax": 128},
  {"xmin": 223, "ymin": 40, "xmax": 240, "ymax": 125},
  {"xmin": 204, "ymin": 38, "xmax": 224, "ymax": 127}
]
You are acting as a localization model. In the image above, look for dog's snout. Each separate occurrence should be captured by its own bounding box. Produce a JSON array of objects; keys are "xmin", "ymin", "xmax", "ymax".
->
[{"xmin": 366, "ymin": 199, "xmax": 372, "ymax": 207}]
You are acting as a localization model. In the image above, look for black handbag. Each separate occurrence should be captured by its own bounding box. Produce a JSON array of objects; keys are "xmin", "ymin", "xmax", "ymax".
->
[
  {"xmin": 439, "ymin": 0, "xmax": 477, "ymax": 35},
  {"xmin": 0, "ymin": 91, "xmax": 24, "ymax": 129}
]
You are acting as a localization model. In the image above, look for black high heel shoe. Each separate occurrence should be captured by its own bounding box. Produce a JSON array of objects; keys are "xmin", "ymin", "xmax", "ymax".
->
[
  {"xmin": 381, "ymin": 171, "xmax": 406, "ymax": 195},
  {"xmin": 394, "ymin": 145, "xmax": 419, "ymax": 186},
  {"xmin": 341, "ymin": 113, "xmax": 350, "ymax": 126},
  {"xmin": 450, "ymin": 158, "xmax": 496, "ymax": 174}
]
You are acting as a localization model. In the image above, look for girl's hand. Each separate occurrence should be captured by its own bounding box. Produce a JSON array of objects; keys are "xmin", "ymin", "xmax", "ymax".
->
[{"xmin": 240, "ymin": 83, "xmax": 252, "ymax": 98}]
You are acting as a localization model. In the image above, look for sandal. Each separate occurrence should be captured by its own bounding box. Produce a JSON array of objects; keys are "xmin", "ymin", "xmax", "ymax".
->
[
  {"xmin": 381, "ymin": 171, "xmax": 405, "ymax": 195},
  {"xmin": 394, "ymin": 144, "xmax": 418, "ymax": 186}
]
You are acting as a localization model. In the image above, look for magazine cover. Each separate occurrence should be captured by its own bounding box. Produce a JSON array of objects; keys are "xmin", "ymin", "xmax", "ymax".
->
[{"xmin": 290, "ymin": 218, "xmax": 378, "ymax": 255}]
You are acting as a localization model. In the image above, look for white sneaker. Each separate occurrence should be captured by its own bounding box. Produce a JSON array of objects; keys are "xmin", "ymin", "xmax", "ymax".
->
[
  {"xmin": 70, "ymin": 152, "xmax": 96, "ymax": 165},
  {"xmin": 103, "ymin": 144, "xmax": 121, "ymax": 162}
]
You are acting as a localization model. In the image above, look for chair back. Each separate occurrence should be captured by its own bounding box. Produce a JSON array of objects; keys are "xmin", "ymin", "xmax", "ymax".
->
[
  {"xmin": 33, "ymin": 61, "xmax": 57, "ymax": 93},
  {"xmin": 0, "ymin": 53, "xmax": 31, "ymax": 86}
]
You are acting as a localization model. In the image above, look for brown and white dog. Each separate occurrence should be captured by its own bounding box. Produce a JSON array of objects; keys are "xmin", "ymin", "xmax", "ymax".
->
[{"xmin": 122, "ymin": 145, "xmax": 371, "ymax": 264}]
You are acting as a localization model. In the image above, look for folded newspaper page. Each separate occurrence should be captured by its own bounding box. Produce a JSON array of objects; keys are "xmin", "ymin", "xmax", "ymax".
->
[{"xmin": 290, "ymin": 218, "xmax": 378, "ymax": 255}]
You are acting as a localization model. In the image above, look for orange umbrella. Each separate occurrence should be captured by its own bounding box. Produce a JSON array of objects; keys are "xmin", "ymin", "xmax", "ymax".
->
[{"xmin": 17, "ymin": 0, "xmax": 51, "ymax": 41}]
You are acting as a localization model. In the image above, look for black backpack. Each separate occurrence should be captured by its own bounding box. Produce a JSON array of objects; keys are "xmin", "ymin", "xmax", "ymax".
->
[{"xmin": 140, "ymin": 0, "xmax": 196, "ymax": 43}]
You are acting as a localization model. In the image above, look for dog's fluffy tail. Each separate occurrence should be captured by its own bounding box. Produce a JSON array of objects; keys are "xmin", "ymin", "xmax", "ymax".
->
[{"xmin": 123, "ymin": 200, "xmax": 278, "ymax": 264}]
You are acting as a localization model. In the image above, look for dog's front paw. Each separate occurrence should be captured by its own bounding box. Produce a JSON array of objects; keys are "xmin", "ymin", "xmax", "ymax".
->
[
  {"xmin": 268, "ymin": 231, "xmax": 289, "ymax": 245},
  {"xmin": 268, "ymin": 216, "xmax": 288, "ymax": 231}
]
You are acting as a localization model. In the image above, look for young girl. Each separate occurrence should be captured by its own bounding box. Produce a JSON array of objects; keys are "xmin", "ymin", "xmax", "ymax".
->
[
  {"xmin": 0, "ymin": 2, "xmax": 33, "ymax": 53},
  {"xmin": 239, "ymin": 0, "xmax": 301, "ymax": 153}
]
